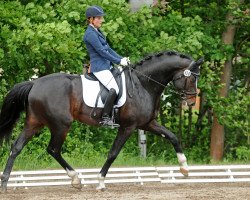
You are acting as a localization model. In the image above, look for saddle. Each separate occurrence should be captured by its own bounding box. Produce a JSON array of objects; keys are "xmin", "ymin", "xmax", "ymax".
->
[{"xmin": 84, "ymin": 67, "xmax": 123, "ymax": 105}]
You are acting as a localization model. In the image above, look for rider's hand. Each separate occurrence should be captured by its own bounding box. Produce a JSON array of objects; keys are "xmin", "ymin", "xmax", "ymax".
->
[
  {"xmin": 120, "ymin": 57, "xmax": 129, "ymax": 66},
  {"xmin": 126, "ymin": 57, "xmax": 131, "ymax": 65}
]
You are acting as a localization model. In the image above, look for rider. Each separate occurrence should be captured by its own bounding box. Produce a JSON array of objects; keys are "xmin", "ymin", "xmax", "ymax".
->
[{"xmin": 83, "ymin": 5, "xmax": 129, "ymax": 126}]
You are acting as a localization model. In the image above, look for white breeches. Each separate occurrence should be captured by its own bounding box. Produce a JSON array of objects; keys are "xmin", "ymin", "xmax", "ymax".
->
[{"xmin": 93, "ymin": 70, "xmax": 119, "ymax": 95}]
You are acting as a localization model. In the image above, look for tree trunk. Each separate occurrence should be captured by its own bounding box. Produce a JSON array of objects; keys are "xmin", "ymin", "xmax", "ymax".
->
[
  {"xmin": 210, "ymin": 13, "xmax": 236, "ymax": 161},
  {"xmin": 180, "ymin": 0, "xmax": 184, "ymax": 16},
  {"xmin": 187, "ymin": 106, "xmax": 192, "ymax": 147},
  {"xmin": 178, "ymin": 101, "xmax": 183, "ymax": 145},
  {"xmin": 195, "ymin": 91, "xmax": 206, "ymax": 133}
]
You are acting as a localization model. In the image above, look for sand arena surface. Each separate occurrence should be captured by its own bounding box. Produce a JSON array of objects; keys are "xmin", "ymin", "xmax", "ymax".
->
[{"xmin": 1, "ymin": 182, "xmax": 250, "ymax": 200}]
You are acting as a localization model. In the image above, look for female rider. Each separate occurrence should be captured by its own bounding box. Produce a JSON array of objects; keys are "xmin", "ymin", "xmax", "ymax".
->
[{"xmin": 83, "ymin": 5, "xmax": 129, "ymax": 127}]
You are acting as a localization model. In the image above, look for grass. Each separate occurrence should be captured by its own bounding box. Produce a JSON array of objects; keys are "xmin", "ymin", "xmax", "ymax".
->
[
  {"xmin": 1, "ymin": 150, "xmax": 249, "ymax": 172},
  {"xmin": 1, "ymin": 139, "xmax": 249, "ymax": 171},
  {"xmin": 0, "ymin": 151, "xmax": 176, "ymax": 171}
]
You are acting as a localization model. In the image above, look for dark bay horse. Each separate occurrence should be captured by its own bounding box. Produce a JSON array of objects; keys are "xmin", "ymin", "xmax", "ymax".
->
[{"xmin": 0, "ymin": 51, "xmax": 203, "ymax": 191}]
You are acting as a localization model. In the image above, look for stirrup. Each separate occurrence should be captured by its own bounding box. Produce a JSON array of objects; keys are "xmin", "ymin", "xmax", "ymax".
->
[{"xmin": 100, "ymin": 117, "xmax": 120, "ymax": 129}]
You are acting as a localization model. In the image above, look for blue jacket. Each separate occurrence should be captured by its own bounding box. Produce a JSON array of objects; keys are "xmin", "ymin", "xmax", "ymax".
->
[{"xmin": 83, "ymin": 25, "xmax": 122, "ymax": 72}]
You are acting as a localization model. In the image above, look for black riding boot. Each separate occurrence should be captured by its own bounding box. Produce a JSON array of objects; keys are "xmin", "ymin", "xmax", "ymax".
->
[{"xmin": 100, "ymin": 88, "xmax": 120, "ymax": 128}]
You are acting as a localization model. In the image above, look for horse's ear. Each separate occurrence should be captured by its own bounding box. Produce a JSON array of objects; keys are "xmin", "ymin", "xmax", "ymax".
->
[
  {"xmin": 196, "ymin": 57, "xmax": 204, "ymax": 66},
  {"xmin": 190, "ymin": 64, "xmax": 200, "ymax": 74}
]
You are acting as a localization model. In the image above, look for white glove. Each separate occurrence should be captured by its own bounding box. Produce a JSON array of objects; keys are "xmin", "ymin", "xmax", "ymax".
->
[
  {"xmin": 120, "ymin": 57, "xmax": 129, "ymax": 66},
  {"xmin": 126, "ymin": 57, "xmax": 131, "ymax": 64}
]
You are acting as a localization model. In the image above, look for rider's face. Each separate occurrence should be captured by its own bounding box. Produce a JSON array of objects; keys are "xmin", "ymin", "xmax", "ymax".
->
[{"xmin": 92, "ymin": 16, "xmax": 104, "ymax": 28}]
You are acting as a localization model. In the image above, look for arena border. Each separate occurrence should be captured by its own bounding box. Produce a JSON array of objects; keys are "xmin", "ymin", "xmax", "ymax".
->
[{"xmin": 2, "ymin": 165, "xmax": 250, "ymax": 188}]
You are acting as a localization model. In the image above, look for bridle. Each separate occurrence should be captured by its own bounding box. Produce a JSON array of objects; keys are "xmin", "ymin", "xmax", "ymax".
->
[{"xmin": 172, "ymin": 61, "xmax": 200, "ymax": 100}]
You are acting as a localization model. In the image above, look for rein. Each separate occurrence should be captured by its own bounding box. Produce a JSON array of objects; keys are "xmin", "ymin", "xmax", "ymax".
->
[{"xmin": 128, "ymin": 66, "xmax": 167, "ymax": 88}]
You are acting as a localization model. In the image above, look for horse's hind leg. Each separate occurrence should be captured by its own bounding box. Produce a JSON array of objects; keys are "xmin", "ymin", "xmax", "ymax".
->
[
  {"xmin": 1, "ymin": 123, "xmax": 39, "ymax": 192},
  {"xmin": 47, "ymin": 124, "xmax": 81, "ymax": 189}
]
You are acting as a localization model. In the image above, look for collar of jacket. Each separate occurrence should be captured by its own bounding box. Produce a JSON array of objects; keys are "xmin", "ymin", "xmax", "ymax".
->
[{"xmin": 88, "ymin": 25, "xmax": 106, "ymax": 40}]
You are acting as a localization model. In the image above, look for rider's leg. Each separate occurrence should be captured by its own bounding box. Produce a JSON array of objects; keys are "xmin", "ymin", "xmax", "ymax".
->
[
  {"xmin": 93, "ymin": 70, "xmax": 119, "ymax": 95},
  {"xmin": 102, "ymin": 88, "xmax": 117, "ymax": 120},
  {"xmin": 93, "ymin": 70, "xmax": 119, "ymax": 126}
]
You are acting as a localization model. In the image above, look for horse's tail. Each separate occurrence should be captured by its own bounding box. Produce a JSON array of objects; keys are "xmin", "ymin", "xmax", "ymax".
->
[{"xmin": 0, "ymin": 81, "xmax": 34, "ymax": 145}]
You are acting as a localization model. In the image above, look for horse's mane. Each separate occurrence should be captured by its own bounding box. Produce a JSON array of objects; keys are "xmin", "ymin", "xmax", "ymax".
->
[{"xmin": 131, "ymin": 50, "xmax": 193, "ymax": 68}]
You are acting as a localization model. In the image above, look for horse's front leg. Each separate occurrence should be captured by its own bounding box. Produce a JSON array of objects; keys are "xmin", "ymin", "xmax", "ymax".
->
[
  {"xmin": 97, "ymin": 126, "xmax": 134, "ymax": 191},
  {"xmin": 144, "ymin": 120, "xmax": 189, "ymax": 176}
]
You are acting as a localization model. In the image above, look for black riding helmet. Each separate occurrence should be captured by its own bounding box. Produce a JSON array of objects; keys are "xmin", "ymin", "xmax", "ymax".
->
[{"xmin": 85, "ymin": 5, "xmax": 105, "ymax": 18}]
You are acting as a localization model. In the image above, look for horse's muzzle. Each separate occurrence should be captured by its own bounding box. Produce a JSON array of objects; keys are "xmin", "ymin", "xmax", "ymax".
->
[
  {"xmin": 182, "ymin": 95, "xmax": 196, "ymax": 107},
  {"xmin": 187, "ymin": 96, "xmax": 196, "ymax": 106}
]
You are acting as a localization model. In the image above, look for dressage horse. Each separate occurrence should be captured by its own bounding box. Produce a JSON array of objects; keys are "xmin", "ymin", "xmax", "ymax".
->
[{"xmin": 0, "ymin": 51, "xmax": 203, "ymax": 191}]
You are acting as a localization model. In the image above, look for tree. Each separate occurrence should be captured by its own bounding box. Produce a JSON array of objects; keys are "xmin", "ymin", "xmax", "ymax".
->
[
  {"xmin": 0, "ymin": 0, "xmax": 249, "ymax": 165},
  {"xmin": 210, "ymin": 0, "xmax": 247, "ymax": 161}
]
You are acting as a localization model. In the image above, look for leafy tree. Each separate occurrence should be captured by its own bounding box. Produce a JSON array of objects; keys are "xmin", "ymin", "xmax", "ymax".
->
[{"xmin": 0, "ymin": 0, "xmax": 249, "ymax": 167}]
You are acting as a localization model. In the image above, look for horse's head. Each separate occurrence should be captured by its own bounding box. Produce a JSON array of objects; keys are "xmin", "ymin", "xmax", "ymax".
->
[{"xmin": 172, "ymin": 57, "xmax": 204, "ymax": 106}]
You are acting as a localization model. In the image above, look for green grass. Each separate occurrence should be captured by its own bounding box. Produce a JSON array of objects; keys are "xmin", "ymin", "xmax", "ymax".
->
[
  {"xmin": 1, "ymin": 139, "xmax": 249, "ymax": 171},
  {"xmin": 1, "ymin": 151, "xmax": 249, "ymax": 172},
  {"xmin": 1, "ymin": 151, "xmax": 175, "ymax": 171}
]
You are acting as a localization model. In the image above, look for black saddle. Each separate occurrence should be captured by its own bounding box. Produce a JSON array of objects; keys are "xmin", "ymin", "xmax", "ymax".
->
[{"xmin": 84, "ymin": 68, "xmax": 123, "ymax": 104}]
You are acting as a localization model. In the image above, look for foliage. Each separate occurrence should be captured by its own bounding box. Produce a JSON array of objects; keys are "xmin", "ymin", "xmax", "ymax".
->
[
  {"xmin": 0, "ymin": 0, "xmax": 249, "ymax": 169},
  {"xmin": 0, "ymin": 1, "xmax": 86, "ymax": 87}
]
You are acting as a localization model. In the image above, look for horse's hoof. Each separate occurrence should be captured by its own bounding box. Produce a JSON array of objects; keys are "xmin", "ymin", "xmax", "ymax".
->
[
  {"xmin": 1, "ymin": 181, "xmax": 7, "ymax": 193},
  {"xmin": 180, "ymin": 167, "xmax": 189, "ymax": 177},
  {"xmin": 71, "ymin": 181, "xmax": 82, "ymax": 190},
  {"xmin": 96, "ymin": 186, "xmax": 106, "ymax": 192},
  {"xmin": 71, "ymin": 176, "xmax": 82, "ymax": 190},
  {"xmin": 72, "ymin": 183, "xmax": 82, "ymax": 190},
  {"xmin": 1, "ymin": 186, "xmax": 7, "ymax": 194}
]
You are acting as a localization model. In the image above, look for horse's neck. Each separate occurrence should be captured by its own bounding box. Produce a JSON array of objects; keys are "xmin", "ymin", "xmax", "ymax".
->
[
  {"xmin": 136, "ymin": 55, "xmax": 191, "ymax": 85},
  {"xmin": 135, "ymin": 56, "xmax": 191, "ymax": 96},
  {"xmin": 135, "ymin": 58, "xmax": 178, "ymax": 94}
]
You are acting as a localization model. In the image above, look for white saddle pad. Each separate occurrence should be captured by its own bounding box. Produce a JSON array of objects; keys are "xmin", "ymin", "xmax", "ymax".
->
[{"xmin": 80, "ymin": 70, "xmax": 126, "ymax": 108}]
